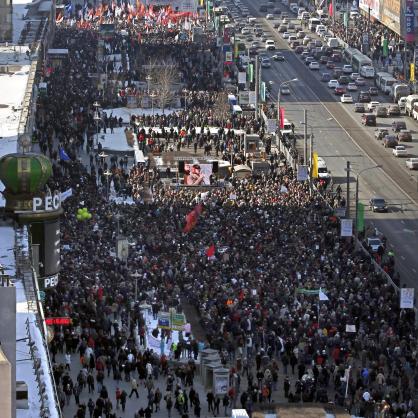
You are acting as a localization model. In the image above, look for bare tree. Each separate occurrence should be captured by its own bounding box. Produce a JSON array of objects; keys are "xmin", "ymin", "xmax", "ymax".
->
[
  {"xmin": 156, "ymin": 63, "xmax": 178, "ymax": 113},
  {"xmin": 212, "ymin": 92, "xmax": 230, "ymax": 124}
]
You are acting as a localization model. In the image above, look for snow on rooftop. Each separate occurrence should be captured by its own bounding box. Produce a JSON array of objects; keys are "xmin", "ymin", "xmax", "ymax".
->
[
  {"xmin": 0, "ymin": 226, "xmax": 15, "ymax": 276},
  {"xmin": 15, "ymin": 280, "xmax": 59, "ymax": 418}
]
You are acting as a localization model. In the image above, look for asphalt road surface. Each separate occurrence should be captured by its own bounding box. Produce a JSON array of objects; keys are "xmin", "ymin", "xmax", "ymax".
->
[{"xmin": 231, "ymin": 0, "xmax": 418, "ymax": 286}]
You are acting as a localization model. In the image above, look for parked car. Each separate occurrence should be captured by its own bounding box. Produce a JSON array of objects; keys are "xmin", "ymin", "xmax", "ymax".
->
[
  {"xmin": 368, "ymin": 86, "xmax": 379, "ymax": 96},
  {"xmin": 382, "ymin": 135, "xmax": 398, "ymax": 148},
  {"xmin": 358, "ymin": 91, "xmax": 371, "ymax": 103},
  {"xmin": 406, "ymin": 158, "xmax": 418, "ymax": 169},
  {"xmin": 369, "ymin": 197, "xmax": 388, "ymax": 213},
  {"xmin": 397, "ymin": 129, "xmax": 412, "ymax": 142},
  {"xmin": 361, "ymin": 113, "xmax": 376, "ymax": 126},
  {"xmin": 354, "ymin": 103, "xmax": 365, "ymax": 113},
  {"xmin": 341, "ymin": 94, "xmax": 353, "ymax": 103},
  {"xmin": 393, "ymin": 145, "xmax": 409, "ymax": 157},
  {"xmin": 388, "ymin": 104, "xmax": 401, "ymax": 116},
  {"xmin": 392, "ymin": 120, "xmax": 407, "ymax": 132},
  {"xmin": 374, "ymin": 128, "xmax": 389, "ymax": 140}
]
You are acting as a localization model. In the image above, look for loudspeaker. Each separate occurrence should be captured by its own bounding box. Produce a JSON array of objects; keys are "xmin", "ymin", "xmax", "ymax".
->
[
  {"xmin": 178, "ymin": 161, "xmax": 185, "ymax": 174},
  {"xmin": 212, "ymin": 161, "xmax": 218, "ymax": 173}
]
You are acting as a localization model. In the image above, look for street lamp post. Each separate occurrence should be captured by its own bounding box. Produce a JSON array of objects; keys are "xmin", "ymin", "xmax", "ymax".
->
[
  {"xmin": 131, "ymin": 271, "xmax": 141, "ymax": 302},
  {"xmin": 277, "ymin": 78, "xmax": 298, "ymax": 146},
  {"xmin": 146, "ymin": 75, "xmax": 152, "ymax": 95},
  {"xmin": 104, "ymin": 169, "xmax": 112, "ymax": 201},
  {"xmin": 93, "ymin": 101, "xmax": 101, "ymax": 148},
  {"xmin": 354, "ymin": 165, "xmax": 381, "ymax": 236}
]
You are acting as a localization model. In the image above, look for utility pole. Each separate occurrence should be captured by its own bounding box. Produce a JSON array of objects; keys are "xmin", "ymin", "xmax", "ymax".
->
[
  {"xmin": 303, "ymin": 109, "xmax": 308, "ymax": 165},
  {"xmin": 255, "ymin": 57, "xmax": 259, "ymax": 119},
  {"xmin": 309, "ymin": 131, "xmax": 313, "ymax": 167},
  {"xmin": 346, "ymin": 161, "xmax": 350, "ymax": 218}
]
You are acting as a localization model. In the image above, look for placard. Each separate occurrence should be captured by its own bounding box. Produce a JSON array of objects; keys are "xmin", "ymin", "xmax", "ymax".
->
[
  {"xmin": 400, "ymin": 288, "xmax": 414, "ymax": 309},
  {"xmin": 157, "ymin": 312, "xmax": 171, "ymax": 329},
  {"xmin": 340, "ymin": 219, "xmax": 353, "ymax": 237},
  {"xmin": 297, "ymin": 165, "xmax": 308, "ymax": 181}
]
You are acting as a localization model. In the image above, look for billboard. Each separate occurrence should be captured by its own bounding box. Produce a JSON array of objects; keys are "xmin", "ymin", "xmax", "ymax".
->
[
  {"xmin": 358, "ymin": 0, "xmax": 380, "ymax": 20},
  {"xmin": 381, "ymin": 0, "xmax": 401, "ymax": 35},
  {"xmin": 183, "ymin": 163, "xmax": 213, "ymax": 185}
]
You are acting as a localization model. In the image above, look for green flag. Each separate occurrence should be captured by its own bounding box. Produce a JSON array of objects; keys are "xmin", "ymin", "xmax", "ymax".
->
[
  {"xmin": 247, "ymin": 63, "xmax": 254, "ymax": 83},
  {"xmin": 382, "ymin": 39, "xmax": 389, "ymax": 58},
  {"xmin": 357, "ymin": 202, "xmax": 365, "ymax": 232},
  {"xmin": 343, "ymin": 12, "xmax": 348, "ymax": 27},
  {"xmin": 260, "ymin": 81, "xmax": 266, "ymax": 102}
]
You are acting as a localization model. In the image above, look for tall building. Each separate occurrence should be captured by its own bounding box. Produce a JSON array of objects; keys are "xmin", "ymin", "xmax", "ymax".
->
[{"xmin": 0, "ymin": 0, "xmax": 12, "ymax": 42}]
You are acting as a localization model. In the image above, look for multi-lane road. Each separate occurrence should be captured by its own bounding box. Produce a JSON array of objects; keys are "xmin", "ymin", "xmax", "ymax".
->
[{"xmin": 230, "ymin": 0, "xmax": 418, "ymax": 286}]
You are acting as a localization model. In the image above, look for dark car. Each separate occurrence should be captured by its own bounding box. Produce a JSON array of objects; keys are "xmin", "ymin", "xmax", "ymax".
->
[
  {"xmin": 361, "ymin": 113, "xmax": 376, "ymax": 126},
  {"xmin": 294, "ymin": 46, "xmax": 304, "ymax": 54},
  {"xmin": 392, "ymin": 120, "xmax": 407, "ymax": 132},
  {"xmin": 369, "ymin": 197, "xmax": 388, "ymax": 213},
  {"xmin": 331, "ymin": 52, "xmax": 342, "ymax": 62},
  {"xmin": 358, "ymin": 91, "xmax": 371, "ymax": 103},
  {"xmin": 374, "ymin": 128, "xmax": 389, "ymax": 140},
  {"xmin": 333, "ymin": 68, "xmax": 343, "ymax": 78},
  {"xmin": 338, "ymin": 75, "xmax": 350, "ymax": 85},
  {"xmin": 326, "ymin": 60, "xmax": 336, "ymax": 69},
  {"xmin": 334, "ymin": 86, "xmax": 346, "ymax": 95},
  {"xmin": 368, "ymin": 86, "xmax": 379, "ymax": 96},
  {"xmin": 272, "ymin": 53, "xmax": 285, "ymax": 61},
  {"xmin": 354, "ymin": 103, "xmax": 366, "ymax": 113},
  {"xmin": 397, "ymin": 129, "xmax": 412, "ymax": 142},
  {"xmin": 321, "ymin": 72, "xmax": 331, "ymax": 82},
  {"xmin": 319, "ymin": 55, "xmax": 328, "ymax": 64},
  {"xmin": 382, "ymin": 135, "xmax": 398, "ymax": 148},
  {"xmin": 290, "ymin": 41, "xmax": 301, "ymax": 49}
]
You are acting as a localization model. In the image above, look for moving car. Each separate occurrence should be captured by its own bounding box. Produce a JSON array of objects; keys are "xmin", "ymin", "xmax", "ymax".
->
[
  {"xmin": 342, "ymin": 64, "xmax": 353, "ymax": 74},
  {"xmin": 321, "ymin": 72, "xmax": 331, "ymax": 82},
  {"xmin": 358, "ymin": 91, "xmax": 371, "ymax": 103},
  {"xmin": 397, "ymin": 129, "xmax": 412, "ymax": 142},
  {"xmin": 368, "ymin": 86, "xmax": 379, "ymax": 96},
  {"xmin": 361, "ymin": 113, "xmax": 376, "ymax": 126},
  {"xmin": 367, "ymin": 237, "xmax": 384, "ymax": 252},
  {"xmin": 382, "ymin": 135, "xmax": 398, "ymax": 148},
  {"xmin": 392, "ymin": 120, "xmax": 407, "ymax": 132},
  {"xmin": 280, "ymin": 85, "xmax": 291, "ymax": 95},
  {"xmin": 406, "ymin": 158, "xmax": 418, "ymax": 169},
  {"xmin": 341, "ymin": 94, "xmax": 353, "ymax": 103},
  {"xmin": 374, "ymin": 128, "xmax": 389, "ymax": 140},
  {"xmin": 367, "ymin": 101, "xmax": 380, "ymax": 112},
  {"xmin": 272, "ymin": 53, "xmax": 285, "ymax": 61},
  {"xmin": 369, "ymin": 197, "xmax": 388, "ymax": 213},
  {"xmin": 347, "ymin": 83, "xmax": 358, "ymax": 91},
  {"xmin": 350, "ymin": 72, "xmax": 360, "ymax": 80},
  {"xmin": 334, "ymin": 86, "xmax": 346, "ymax": 95},
  {"xmin": 354, "ymin": 103, "xmax": 365, "ymax": 113},
  {"xmin": 265, "ymin": 39, "xmax": 276, "ymax": 50},
  {"xmin": 375, "ymin": 106, "xmax": 388, "ymax": 117},
  {"xmin": 355, "ymin": 77, "xmax": 366, "ymax": 86},
  {"xmin": 393, "ymin": 145, "xmax": 408, "ymax": 157},
  {"xmin": 309, "ymin": 61, "xmax": 320, "ymax": 70},
  {"xmin": 261, "ymin": 57, "xmax": 271, "ymax": 68},
  {"xmin": 328, "ymin": 79, "xmax": 339, "ymax": 89},
  {"xmin": 388, "ymin": 104, "xmax": 401, "ymax": 116},
  {"xmin": 266, "ymin": 13, "xmax": 275, "ymax": 19}
]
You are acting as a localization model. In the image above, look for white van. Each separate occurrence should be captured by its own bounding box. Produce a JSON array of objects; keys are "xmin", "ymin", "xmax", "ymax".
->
[
  {"xmin": 265, "ymin": 39, "xmax": 276, "ymax": 50},
  {"xmin": 280, "ymin": 119, "xmax": 294, "ymax": 136},
  {"xmin": 360, "ymin": 65, "xmax": 375, "ymax": 78},
  {"xmin": 309, "ymin": 18, "xmax": 321, "ymax": 31},
  {"xmin": 317, "ymin": 157, "xmax": 330, "ymax": 179},
  {"xmin": 315, "ymin": 24, "xmax": 326, "ymax": 34},
  {"xmin": 327, "ymin": 37, "xmax": 339, "ymax": 48},
  {"xmin": 299, "ymin": 11, "xmax": 310, "ymax": 20}
]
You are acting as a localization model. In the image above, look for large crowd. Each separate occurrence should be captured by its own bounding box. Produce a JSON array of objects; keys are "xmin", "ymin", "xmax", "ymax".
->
[{"xmin": 31, "ymin": 7, "xmax": 418, "ymax": 418}]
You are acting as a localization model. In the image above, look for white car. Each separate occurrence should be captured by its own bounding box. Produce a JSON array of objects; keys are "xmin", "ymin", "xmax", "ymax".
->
[
  {"xmin": 350, "ymin": 72, "xmax": 360, "ymax": 80},
  {"xmin": 328, "ymin": 79, "xmax": 339, "ymax": 89},
  {"xmin": 261, "ymin": 58, "xmax": 271, "ymax": 68},
  {"xmin": 393, "ymin": 145, "xmax": 408, "ymax": 157},
  {"xmin": 280, "ymin": 86, "xmax": 291, "ymax": 95},
  {"xmin": 266, "ymin": 13, "xmax": 274, "ymax": 19},
  {"xmin": 309, "ymin": 61, "xmax": 320, "ymax": 70},
  {"xmin": 367, "ymin": 101, "xmax": 380, "ymax": 111},
  {"xmin": 283, "ymin": 32, "xmax": 290, "ymax": 39},
  {"xmin": 343, "ymin": 65, "xmax": 353, "ymax": 74},
  {"xmin": 347, "ymin": 83, "xmax": 358, "ymax": 91},
  {"xmin": 341, "ymin": 94, "xmax": 353, "ymax": 103}
]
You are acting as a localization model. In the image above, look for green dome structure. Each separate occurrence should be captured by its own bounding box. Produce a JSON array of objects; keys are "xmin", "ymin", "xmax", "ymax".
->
[{"xmin": 0, "ymin": 153, "xmax": 53, "ymax": 212}]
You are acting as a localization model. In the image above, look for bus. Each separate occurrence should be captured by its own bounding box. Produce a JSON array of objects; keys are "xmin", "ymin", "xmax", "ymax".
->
[
  {"xmin": 375, "ymin": 72, "xmax": 393, "ymax": 89},
  {"xmin": 380, "ymin": 76, "xmax": 397, "ymax": 94},
  {"xmin": 343, "ymin": 47, "xmax": 373, "ymax": 72}
]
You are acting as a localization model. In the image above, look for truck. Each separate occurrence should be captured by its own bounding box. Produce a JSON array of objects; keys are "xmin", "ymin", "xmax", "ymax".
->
[
  {"xmin": 405, "ymin": 94, "xmax": 418, "ymax": 117},
  {"xmin": 390, "ymin": 83, "xmax": 410, "ymax": 103},
  {"xmin": 412, "ymin": 102, "xmax": 418, "ymax": 121}
]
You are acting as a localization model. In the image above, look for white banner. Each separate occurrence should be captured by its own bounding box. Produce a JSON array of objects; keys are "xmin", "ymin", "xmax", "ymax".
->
[
  {"xmin": 238, "ymin": 72, "xmax": 246, "ymax": 84},
  {"xmin": 147, "ymin": 334, "xmax": 161, "ymax": 351},
  {"xmin": 400, "ymin": 288, "xmax": 414, "ymax": 309},
  {"xmin": 340, "ymin": 219, "xmax": 353, "ymax": 237},
  {"xmin": 266, "ymin": 119, "xmax": 277, "ymax": 133},
  {"xmin": 248, "ymin": 91, "xmax": 256, "ymax": 105},
  {"xmin": 60, "ymin": 188, "xmax": 73, "ymax": 202}
]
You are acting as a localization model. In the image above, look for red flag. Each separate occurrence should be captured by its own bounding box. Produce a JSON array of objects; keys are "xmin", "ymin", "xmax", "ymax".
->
[
  {"xmin": 206, "ymin": 244, "xmax": 215, "ymax": 258},
  {"xmin": 182, "ymin": 204, "xmax": 203, "ymax": 233},
  {"xmin": 328, "ymin": 2, "xmax": 333, "ymax": 17},
  {"xmin": 279, "ymin": 107, "xmax": 285, "ymax": 129}
]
